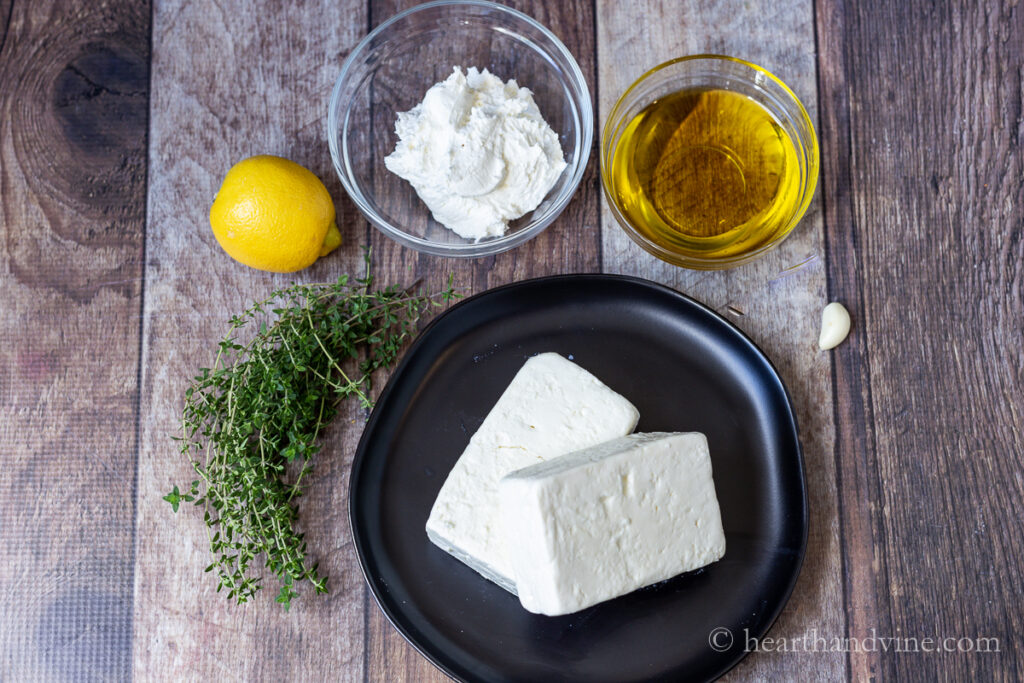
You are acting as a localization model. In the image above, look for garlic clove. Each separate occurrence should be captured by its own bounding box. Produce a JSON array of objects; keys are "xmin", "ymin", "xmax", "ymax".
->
[{"xmin": 818, "ymin": 302, "xmax": 851, "ymax": 350}]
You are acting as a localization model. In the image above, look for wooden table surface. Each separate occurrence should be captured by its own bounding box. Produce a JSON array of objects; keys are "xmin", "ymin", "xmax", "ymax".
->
[{"xmin": 2, "ymin": 0, "xmax": 1022, "ymax": 680}]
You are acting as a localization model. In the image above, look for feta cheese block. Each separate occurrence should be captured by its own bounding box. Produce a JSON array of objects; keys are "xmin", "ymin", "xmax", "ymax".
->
[
  {"xmin": 499, "ymin": 432, "xmax": 726, "ymax": 616},
  {"xmin": 426, "ymin": 353, "xmax": 640, "ymax": 593}
]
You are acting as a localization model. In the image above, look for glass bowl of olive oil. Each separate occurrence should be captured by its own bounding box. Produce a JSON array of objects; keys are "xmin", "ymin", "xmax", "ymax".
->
[{"xmin": 601, "ymin": 55, "xmax": 818, "ymax": 269}]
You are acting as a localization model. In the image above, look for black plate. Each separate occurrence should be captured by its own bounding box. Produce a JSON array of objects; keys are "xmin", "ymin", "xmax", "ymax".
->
[{"xmin": 349, "ymin": 275, "xmax": 807, "ymax": 683}]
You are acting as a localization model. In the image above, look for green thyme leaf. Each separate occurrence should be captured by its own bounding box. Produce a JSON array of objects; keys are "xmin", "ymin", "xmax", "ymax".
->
[
  {"xmin": 170, "ymin": 249, "xmax": 458, "ymax": 609},
  {"xmin": 163, "ymin": 486, "xmax": 182, "ymax": 512}
]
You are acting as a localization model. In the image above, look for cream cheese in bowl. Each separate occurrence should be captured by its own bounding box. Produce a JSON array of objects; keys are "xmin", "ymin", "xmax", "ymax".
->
[
  {"xmin": 327, "ymin": 0, "xmax": 593, "ymax": 257},
  {"xmin": 384, "ymin": 67, "xmax": 567, "ymax": 241}
]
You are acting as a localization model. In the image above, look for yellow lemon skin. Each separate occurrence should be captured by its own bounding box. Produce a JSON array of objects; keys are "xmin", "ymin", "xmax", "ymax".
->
[{"xmin": 209, "ymin": 155, "xmax": 341, "ymax": 273}]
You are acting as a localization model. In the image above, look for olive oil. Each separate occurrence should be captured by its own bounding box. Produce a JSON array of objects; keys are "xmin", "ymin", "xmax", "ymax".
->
[{"xmin": 610, "ymin": 88, "xmax": 801, "ymax": 261}]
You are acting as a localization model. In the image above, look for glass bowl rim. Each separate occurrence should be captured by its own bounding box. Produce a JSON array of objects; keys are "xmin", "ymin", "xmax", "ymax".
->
[
  {"xmin": 327, "ymin": 0, "xmax": 595, "ymax": 257},
  {"xmin": 599, "ymin": 53, "xmax": 819, "ymax": 270}
]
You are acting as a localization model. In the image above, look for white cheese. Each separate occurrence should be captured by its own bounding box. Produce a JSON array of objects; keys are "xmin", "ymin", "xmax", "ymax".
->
[
  {"xmin": 425, "ymin": 353, "xmax": 639, "ymax": 592},
  {"xmin": 384, "ymin": 66, "xmax": 567, "ymax": 240},
  {"xmin": 499, "ymin": 432, "xmax": 726, "ymax": 616}
]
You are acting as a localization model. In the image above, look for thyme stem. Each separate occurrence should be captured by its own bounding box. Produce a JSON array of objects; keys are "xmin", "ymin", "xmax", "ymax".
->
[{"xmin": 166, "ymin": 251, "xmax": 457, "ymax": 610}]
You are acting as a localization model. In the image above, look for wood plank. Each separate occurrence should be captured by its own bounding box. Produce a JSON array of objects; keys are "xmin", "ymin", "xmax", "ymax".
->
[
  {"xmin": 814, "ymin": 0, "xmax": 896, "ymax": 679},
  {"xmin": 0, "ymin": 0, "xmax": 149, "ymax": 679},
  {"xmin": 596, "ymin": 1, "xmax": 845, "ymax": 680},
  {"xmin": 132, "ymin": 1, "xmax": 371, "ymax": 679},
  {"xmin": 363, "ymin": 1, "xmax": 600, "ymax": 679},
  {"xmin": 819, "ymin": 0, "xmax": 1024, "ymax": 679}
]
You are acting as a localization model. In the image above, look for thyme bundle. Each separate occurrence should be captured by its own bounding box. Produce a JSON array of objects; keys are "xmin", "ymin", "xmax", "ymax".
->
[{"xmin": 165, "ymin": 255, "xmax": 456, "ymax": 609}]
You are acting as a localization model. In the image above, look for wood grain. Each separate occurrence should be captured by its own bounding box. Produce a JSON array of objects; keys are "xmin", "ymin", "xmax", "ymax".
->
[
  {"xmin": 819, "ymin": 0, "xmax": 1024, "ymax": 679},
  {"xmin": 362, "ymin": 2, "xmax": 600, "ymax": 678},
  {"xmin": 1, "ymin": 0, "xmax": 1017, "ymax": 679},
  {"xmin": 814, "ymin": 0, "xmax": 896, "ymax": 679},
  {"xmin": 132, "ymin": 0, "xmax": 371, "ymax": 679},
  {"xmin": 0, "ymin": 0, "xmax": 149, "ymax": 679},
  {"xmin": 596, "ymin": 0, "xmax": 845, "ymax": 680}
]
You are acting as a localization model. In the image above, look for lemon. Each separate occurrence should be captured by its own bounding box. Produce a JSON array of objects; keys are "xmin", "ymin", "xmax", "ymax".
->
[{"xmin": 209, "ymin": 155, "xmax": 342, "ymax": 273}]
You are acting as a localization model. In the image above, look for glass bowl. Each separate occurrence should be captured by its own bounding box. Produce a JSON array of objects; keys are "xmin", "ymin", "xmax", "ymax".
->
[
  {"xmin": 601, "ymin": 55, "xmax": 818, "ymax": 270},
  {"xmin": 328, "ymin": 0, "xmax": 593, "ymax": 258}
]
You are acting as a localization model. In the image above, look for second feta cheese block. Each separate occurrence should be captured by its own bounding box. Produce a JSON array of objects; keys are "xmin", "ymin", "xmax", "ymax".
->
[
  {"xmin": 499, "ymin": 432, "xmax": 726, "ymax": 616},
  {"xmin": 426, "ymin": 353, "xmax": 640, "ymax": 593}
]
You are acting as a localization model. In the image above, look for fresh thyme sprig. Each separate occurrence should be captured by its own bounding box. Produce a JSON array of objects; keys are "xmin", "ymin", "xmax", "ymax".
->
[{"xmin": 167, "ymin": 251, "xmax": 457, "ymax": 610}]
